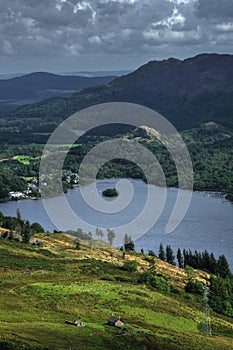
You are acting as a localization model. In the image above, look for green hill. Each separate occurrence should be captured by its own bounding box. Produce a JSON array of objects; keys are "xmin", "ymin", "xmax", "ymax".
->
[{"xmin": 0, "ymin": 233, "xmax": 232, "ymax": 350}]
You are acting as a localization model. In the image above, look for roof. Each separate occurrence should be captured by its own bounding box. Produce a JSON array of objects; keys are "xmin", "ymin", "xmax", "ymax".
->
[{"xmin": 108, "ymin": 316, "xmax": 120, "ymax": 323}]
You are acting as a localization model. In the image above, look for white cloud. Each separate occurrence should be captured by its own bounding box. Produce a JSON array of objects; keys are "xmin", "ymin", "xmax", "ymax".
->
[
  {"xmin": 2, "ymin": 40, "xmax": 14, "ymax": 55},
  {"xmin": 216, "ymin": 22, "xmax": 233, "ymax": 32},
  {"xmin": 143, "ymin": 30, "xmax": 161, "ymax": 41},
  {"xmin": 150, "ymin": 8, "xmax": 186, "ymax": 29},
  {"xmin": 74, "ymin": 1, "xmax": 92, "ymax": 13},
  {"xmin": 22, "ymin": 18, "xmax": 36, "ymax": 30},
  {"xmin": 88, "ymin": 35, "xmax": 102, "ymax": 44},
  {"xmin": 171, "ymin": 0, "xmax": 195, "ymax": 4},
  {"xmin": 65, "ymin": 43, "xmax": 81, "ymax": 55},
  {"xmin": 164, "ymin": 28, "xmax": 202, "ymax": 41}
]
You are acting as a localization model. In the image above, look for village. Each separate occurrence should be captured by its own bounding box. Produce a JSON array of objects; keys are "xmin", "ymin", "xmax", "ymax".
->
[{"xmin": 9, "ymin": 170, "xmax": 79, "ymax": 200}]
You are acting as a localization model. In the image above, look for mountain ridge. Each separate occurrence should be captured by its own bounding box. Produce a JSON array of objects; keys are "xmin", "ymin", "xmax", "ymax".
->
[
  {"xmin": 0, "ymin": 72, "xmax": 116, "ymax": 111},
  {"xmin": 1, "ymin": 53, "xmax": 233, "ymax": 145}
]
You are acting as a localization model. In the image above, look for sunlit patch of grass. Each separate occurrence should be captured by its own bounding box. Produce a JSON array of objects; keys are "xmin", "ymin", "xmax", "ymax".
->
[
  {"xmin": 120, "ymin": 305, "xmax": 198, "ymax": 332},
  {"xmin": 13, "ymin": 155, "xmax": 31, "ymax": 165}
]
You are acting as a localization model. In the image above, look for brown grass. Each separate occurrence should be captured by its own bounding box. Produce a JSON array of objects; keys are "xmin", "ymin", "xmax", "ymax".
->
[{"xmin": 33, "ymin": 233, "xmax": 209, "ymax": 290}]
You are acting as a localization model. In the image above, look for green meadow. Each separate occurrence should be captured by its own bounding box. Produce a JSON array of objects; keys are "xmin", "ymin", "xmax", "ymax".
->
[{"xmin": 13, "ymin": 155, "xmax": 32, "ymax": 165}]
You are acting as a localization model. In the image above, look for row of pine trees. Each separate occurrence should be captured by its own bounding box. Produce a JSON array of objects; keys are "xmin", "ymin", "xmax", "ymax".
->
[
  {"xmin": 157, "ymin": 243, "xmax": 232, "ymax": 316},
  {"xmin": 158, "ymin": 243, "xmax": 231, "ymax": 279}
]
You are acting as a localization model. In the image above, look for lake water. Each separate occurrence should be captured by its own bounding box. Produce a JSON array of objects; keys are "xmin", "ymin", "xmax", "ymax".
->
[{"xmin": 0, "ymin": 179, "xmax": 232, "ymax": 270}]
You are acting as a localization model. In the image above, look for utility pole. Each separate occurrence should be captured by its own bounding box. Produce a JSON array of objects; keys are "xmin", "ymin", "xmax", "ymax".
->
[{"xmin": 202, "ymin": 284, "xmax": 212, "ymax": 336}]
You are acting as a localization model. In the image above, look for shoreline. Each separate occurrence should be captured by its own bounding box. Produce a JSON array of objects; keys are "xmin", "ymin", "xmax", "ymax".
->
[{"xmin": 1, "ymin": 178, "xmax": 232, "ymax": 204}]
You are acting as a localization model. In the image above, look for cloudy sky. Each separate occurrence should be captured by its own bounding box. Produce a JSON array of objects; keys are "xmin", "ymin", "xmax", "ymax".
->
[{"xmin": 0, "ymin": 0, "xmax": 233, "ymax": 73}]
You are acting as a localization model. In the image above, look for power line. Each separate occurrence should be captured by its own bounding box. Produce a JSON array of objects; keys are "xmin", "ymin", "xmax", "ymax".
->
[{"xmin": 202, "ymin": 284, "xmax": 212, "ymax": 337}]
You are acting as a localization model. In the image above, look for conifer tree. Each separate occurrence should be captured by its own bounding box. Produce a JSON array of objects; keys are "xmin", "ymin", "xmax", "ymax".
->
[
  {"xmin": 166, "ymin": 245, "xmax": 176, "ymax": 266},
  {"xmin": 217, "ymin": 255, "xmax": 231, "ymax": 278},
  {"xmin": 158, "ymin": 243, "xmax": 165, "ymax": 261},
  {"xmin": 202, "ymin": 250, "xmax": 211, "ymax": 271},
  {"xmin": 209, "ymin": 253, "xmax": 217, "ymax": 275},
  {"xmin": 177, "ymin": 248, "xmax": 184, "ymax": 268},
  {"xmin": 21, "ymin": 220, "xmax": 31, "ymax": 244},
  {"xmin": 15, "ymin": 208, "xmax": 22, "ymax": 238},
  {"xmin": 183, "ymin": 249, "xmax": 188, "ymax": 267}
]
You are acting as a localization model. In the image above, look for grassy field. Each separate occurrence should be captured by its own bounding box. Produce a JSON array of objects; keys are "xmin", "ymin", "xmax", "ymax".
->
[
  {"xmin": 0, "ymin": 145, "xmax": 80, "ymax": 163},
  {"xmin": 13, "ymin": 155, "xmax": 32, "ymax": 165},
  {"xmin": 0, "ymin": 234, "xmax": 232, "ymax": 350}
]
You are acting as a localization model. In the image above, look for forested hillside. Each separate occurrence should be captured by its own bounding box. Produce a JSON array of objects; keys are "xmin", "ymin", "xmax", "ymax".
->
[
  {"xmin": 1, "ymin": 53, "xmax": 233, "ymax": 145},
  {"xmin": 0, "ymin": 122, "xmax": 232, "ymax": 200}
]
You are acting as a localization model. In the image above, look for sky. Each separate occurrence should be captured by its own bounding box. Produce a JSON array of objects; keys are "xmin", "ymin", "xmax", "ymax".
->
[{"xmin": 0, "ymin": 0, "xmax": 233, "ymax": 73}]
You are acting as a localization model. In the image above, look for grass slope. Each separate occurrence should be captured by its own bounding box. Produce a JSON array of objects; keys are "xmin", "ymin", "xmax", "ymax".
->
[{"xmin": 0, "ymin": 234, "xmax": 232, "ymax": 350}]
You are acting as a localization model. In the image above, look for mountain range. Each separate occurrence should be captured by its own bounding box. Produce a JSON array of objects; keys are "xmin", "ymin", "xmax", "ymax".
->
[
  {"xmin": 1, "ymin": 53, "xmax": 233, "ymax": 144},
  {"xmin": 60, "ymin": 70, "xmax": 133, "ymax": 77}
]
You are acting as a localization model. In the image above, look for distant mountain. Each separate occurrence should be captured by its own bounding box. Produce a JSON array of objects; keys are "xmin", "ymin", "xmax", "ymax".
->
[
  {"xmin": 0, "ymin": 70, "xmax": 131, "ymax": 80},
  {"xmin": 0, "ymin": 72, "xmax": 116, "ymax": 110},
  {"xmin": 108, "ymin": 53, "xmax": 233, "ymax": 129},
  {"xmin": 0, "ymin": 73, "xmax": 24, "ymax": 80},
  {"xmin": 60, "ymin": 70, "xmax": 133, "ymax": 77},
  {"xmin": 2, "ymin": 53, "xmax": 233, "ymax": 144}
]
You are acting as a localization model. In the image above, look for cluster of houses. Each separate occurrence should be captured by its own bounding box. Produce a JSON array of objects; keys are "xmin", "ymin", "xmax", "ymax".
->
[
  {"xmin": 9, "ymin": 171, "xmax": 79, "ymax": 200},
  {"xmin": 63, "ymin": 170, "xmax": 79, "ymax": 185},
  {"xmin": 9, "ymin": 191, "xmax": 28, "ymax": 200},
  {"xmin": 9, "ymin": 178, "xmax": 40, "ymax": 200},
  {"xmin": 65, "ymin": 316, "xmax": 124, "ymax": 329}
]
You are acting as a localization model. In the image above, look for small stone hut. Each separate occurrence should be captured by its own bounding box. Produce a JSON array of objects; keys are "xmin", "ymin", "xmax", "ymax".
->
[{"xmin": 108, "ymin": 316, "xmax": 124, "ymax": 328}]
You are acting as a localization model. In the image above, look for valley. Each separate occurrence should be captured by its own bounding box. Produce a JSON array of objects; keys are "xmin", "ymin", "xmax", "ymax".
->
[{"xmin": 0, "ymin": 53, "xmax": 233, "ymax": 350}]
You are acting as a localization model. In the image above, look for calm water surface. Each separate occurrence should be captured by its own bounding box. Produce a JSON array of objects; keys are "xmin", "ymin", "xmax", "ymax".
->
[{"xmin": 0, "ymin": 179, "xmax": 232, "ymax": 269}]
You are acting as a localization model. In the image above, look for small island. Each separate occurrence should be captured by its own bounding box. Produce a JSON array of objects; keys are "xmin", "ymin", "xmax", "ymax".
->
[{"xmin": 102, "ymin": 188, "xmax": 119, "ymax": 197}]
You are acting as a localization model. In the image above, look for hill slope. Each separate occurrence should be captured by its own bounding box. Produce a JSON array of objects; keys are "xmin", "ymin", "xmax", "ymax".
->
[
  {"xmin": 0, "ymin": 233, "xmax": 232, "ymax": 350},
  {"xmin": 0, "ymin": 72, "xmax": 115, "ymax": 110},
  {"xmin": 2, "ymin": 53, "xmax": 233, "ymax": 144}
]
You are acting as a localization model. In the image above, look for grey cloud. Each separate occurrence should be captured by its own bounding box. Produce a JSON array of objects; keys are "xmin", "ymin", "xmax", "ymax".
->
[
  {"xmin": 0, "ymin": 0, "xmax": 176, "ymax": 57},
  {"xmin": 0, "ymin": 0, "xmax": 232, "ymax": 72},
  {"xmin": 196, "ymin": 0, "xmax": 233, "ymax": 20}
]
